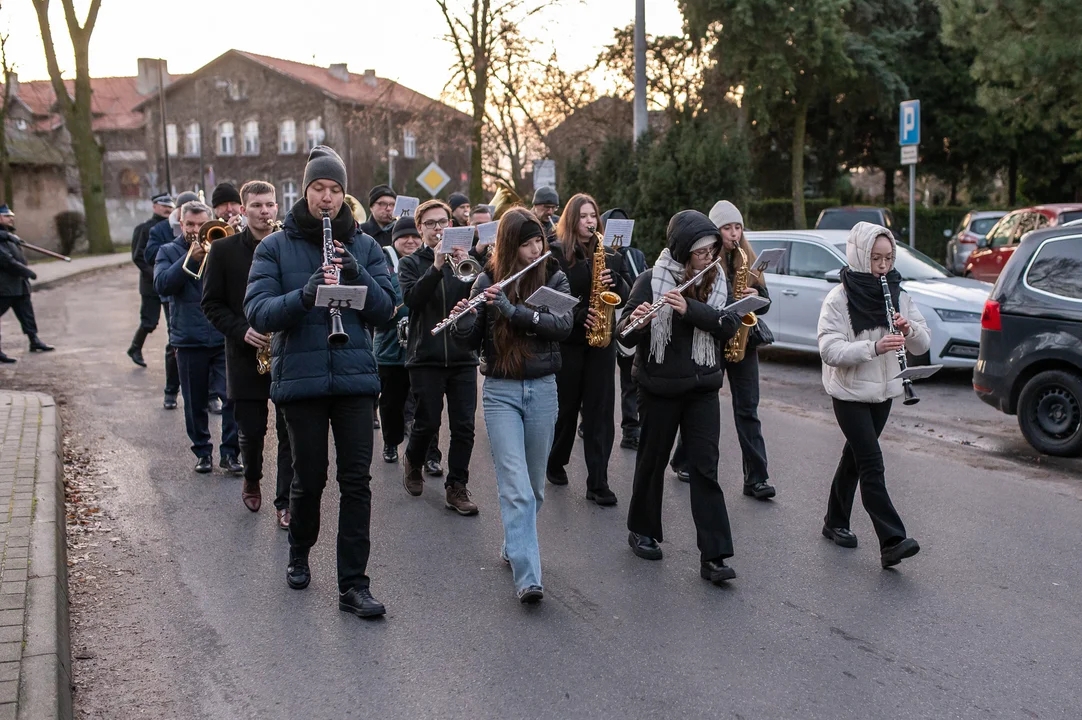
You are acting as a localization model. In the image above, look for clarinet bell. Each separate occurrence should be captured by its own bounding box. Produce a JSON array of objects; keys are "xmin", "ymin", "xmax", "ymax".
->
[
  {"xmin": 329, "ymin": 313, "xmax": 349, "ymax": 346},
  {"xmin": 902, "ymin": 380, "xmax": 919, "ymax": 406}
]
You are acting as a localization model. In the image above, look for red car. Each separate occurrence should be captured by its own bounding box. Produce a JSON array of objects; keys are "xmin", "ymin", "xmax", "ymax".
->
[{"xmin": 964, "ymin": 204, "xmax": 1082, "ymax": 282}]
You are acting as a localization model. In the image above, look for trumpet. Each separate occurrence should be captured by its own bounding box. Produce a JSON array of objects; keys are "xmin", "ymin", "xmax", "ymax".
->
[
  {"xmin": 437, "ymin": 231, "xmax": 483, "ymax": 282},
  {"xmin": 183, "ymin": 219, "xmax": 234, "ymax": 279},
  {"xmin": 431, "ymin": 251, "xmax": 552, "ymax": 336},
  {"xmin": 619, "ymin": 255, "xmax": 726, "ymax": 338}
]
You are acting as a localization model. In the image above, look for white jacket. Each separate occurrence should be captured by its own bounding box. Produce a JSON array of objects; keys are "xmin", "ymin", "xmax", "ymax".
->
[{"xmin": 817, "ymin": 223, "xmax": 931, "ymax": 404}]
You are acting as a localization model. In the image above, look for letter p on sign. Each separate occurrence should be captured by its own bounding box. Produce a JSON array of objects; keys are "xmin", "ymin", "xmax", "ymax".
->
[{"xmin": 899, "ymin": 100, "xmax": 920, "ymax": 146}]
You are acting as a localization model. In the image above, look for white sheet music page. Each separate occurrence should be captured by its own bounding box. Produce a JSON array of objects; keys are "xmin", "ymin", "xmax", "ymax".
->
[
  {"xmin": 475, "ymin": 221, "xmax": 499, "ymax": 247},
  {"xmin": 392, "ymin": 196, "xmax": 419, "ymax": 218},
  {"xmin": 315, "ymin": 285, "xmax": 368, "ymax": 310},
  {"xmin": 602, "ymin": 219, "xmax": 635, "ymax": 248},
  {"xmin": 440, "ymin": 227, "xmax": 475, "ymax": 253},
  {"xmin": 525, "ymin": 286, "xmax": 580, "ymax": 314}
]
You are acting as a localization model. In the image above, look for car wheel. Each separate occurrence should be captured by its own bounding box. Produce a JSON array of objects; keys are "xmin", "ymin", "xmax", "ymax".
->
[{"xmin": 1017, "ymin": 370, "xmax": 1082, "ymax": 457}]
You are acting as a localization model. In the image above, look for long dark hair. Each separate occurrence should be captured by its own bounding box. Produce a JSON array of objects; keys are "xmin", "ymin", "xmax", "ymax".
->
[
  {"xmin": 555, "ymin": 193, "xmax": 600, "ymax": 268},
  {"xmin": 490, "ymin": 207, "xmax": 549, "ymax": 377}
]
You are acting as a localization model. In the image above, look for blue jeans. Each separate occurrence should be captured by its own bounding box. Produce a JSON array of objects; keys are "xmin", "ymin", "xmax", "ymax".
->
[
  {"xmin": 483, "ymin": 375, "xmax": 558, "ymax": 593},
  {"xmin": 176, "ymin": 346, "xmax": 238, "ymax": 459}
]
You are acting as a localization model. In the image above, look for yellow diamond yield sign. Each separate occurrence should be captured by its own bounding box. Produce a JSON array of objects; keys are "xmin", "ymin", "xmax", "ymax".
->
[{"xmin": 417, "ymin": 162, "xmax": 451, "ymax": 197}]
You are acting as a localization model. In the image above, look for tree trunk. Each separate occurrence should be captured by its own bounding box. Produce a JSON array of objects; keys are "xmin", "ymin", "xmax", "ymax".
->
[
  {"xmin": 791, "ymin": 100, "xmax": 808, "ymax": 229},
  {"xmin": 68, "ymin": 110, "xmax": 111, "ymax": 253},
  {"xmin": 0, "ymin": 72, "xmax": 11, "ymax": 207},
  {"xmin": 883, "ymin": 167, "xmax": 896, "ymax": 205},
  {"xmin": 1008, "ymin": 149, "xmax": 1018, "ymax": 205},
  {"xmin": 469, "ymin": 62, "xmax": 488, "ymax": 203},
  {"xmin": 949, "ymin": 177, "xmax": 958, "ymax": 206}
]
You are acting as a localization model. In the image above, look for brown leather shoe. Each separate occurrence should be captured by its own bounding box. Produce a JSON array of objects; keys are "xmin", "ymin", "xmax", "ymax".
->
[
  {"xmin": 276, "ymin": 508, "xmax": 290, "ymax": 530},
  {"xmin": 445, "ymin": 483, "xmax": 479, "ymax": 516},
  {"xmin": 241, "ymin": 481, "xmax": 261, "ymax": 512},
  {"xmin": 403, "ymin": 457, "xmax": 424, "ymax": 497}
]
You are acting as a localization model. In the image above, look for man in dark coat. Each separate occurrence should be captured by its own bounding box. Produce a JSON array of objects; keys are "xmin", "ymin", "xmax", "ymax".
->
[
  {"xmin": 144, "ymin": 190, "xmax": 199, "ymax": 408},
  {"xmin": 244, "ymin": 146, "xmax": 394, "ymax": 618},
  {"xmin": 448, "ymin": 192, "xmax": 470, "ymax": 227},
  {"xmin": 358, "ymin": 184, "xmax": 396, "ymax": 248},
  {"xmin": 154, "ymin": 200, "xmax": 242, "ymax": 475},
  {"xmin": 127, "ymin": 193, "xmax": 174, "ymax": 367},
  {"xmin": 0, "ymin": 205, "xmax": 54, "ymax": 361},
  {"xmin": 531, "ymin": 187, "xmax": 559, "ymax": 242},
  {"xmin": 201, "ymin": 181, "xmax": 294, "ymax": 529}
]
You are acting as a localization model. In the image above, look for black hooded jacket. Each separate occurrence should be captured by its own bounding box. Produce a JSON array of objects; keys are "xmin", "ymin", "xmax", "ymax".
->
[
  {"xmin": 359, "ymin": 217, "xmax": 393, "ymax": 248},
  {"xmin": 615, "ymin": 210, "xmax": 740, "ymax": 398},
  {"xmin": 550, "ymin": 236, "xmax": 631, "ymax": 347},
  {"xmin": 398, "ymin": 244, "xmax": 479, "ymax": 368}
]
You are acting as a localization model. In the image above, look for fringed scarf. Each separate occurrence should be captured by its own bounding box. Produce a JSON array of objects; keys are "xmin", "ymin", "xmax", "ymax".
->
[{"xmin": 649, "ymin": 248, "xmax": 728, "ymax": 366}]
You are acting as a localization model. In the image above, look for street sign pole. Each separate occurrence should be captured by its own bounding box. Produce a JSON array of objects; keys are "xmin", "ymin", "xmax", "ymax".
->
[
  {"xmin": 909, "ymin": 164, "xmax": 916, "ymax": 249},
  {"xmin": 899, "ymin": 100, "xmax": 921, "ymax": 249}
]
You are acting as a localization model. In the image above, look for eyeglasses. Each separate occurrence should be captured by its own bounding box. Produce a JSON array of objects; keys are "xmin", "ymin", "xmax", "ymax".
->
[
  {"xmin": 373, "ymin": 200, "xmax": 396, "ymax": 209},
  {"xmin": 870, "ymin": 254, "xmax": 896, "ymax": 263},
  {"xmin": 690, "ymin": 247, "xmax": 716, "ymax": 259},
  {"xmin": 422, "ymin": 218, "xmax": 451, "ymax": 230}
]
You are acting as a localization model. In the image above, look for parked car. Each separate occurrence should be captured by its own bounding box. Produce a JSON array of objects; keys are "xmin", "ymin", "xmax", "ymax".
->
[
  {"xmin": 944, "ymin": 210, "xmax": 1006, "ymax": 274},
  {"xmin": 746, "ymin": 230, "xmax": 993, "ymax": 368},
  {"xmin": 963, "ymin": 204, "xmax": 1082, "ymax": 282},
  {"xmin": 815, "ymin": 206, "xmax": 901, "ymax": 241},
  {"xmin": 973, "ymin": 226, "xmax": 1082, "ymax": 457}
]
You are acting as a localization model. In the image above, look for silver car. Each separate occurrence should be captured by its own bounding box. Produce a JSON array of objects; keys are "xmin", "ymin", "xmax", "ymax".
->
[
  {"xmin": 945, "ymin": 210, "xmax": 1006, "ymax": 274},
  {"xmin": 746, "ymin": 230, "xmax": 994, "ymax": 369}
]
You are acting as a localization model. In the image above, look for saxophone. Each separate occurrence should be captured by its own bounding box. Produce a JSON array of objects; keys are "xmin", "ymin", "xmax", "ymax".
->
[
  {"xmin": 723, "ymin": 246, "xmax": 760, "ymax": 363},
  {"xmin": 255, "ymin": 219, "xmax": 284, "ymax": 375},
  {"xmin": 585, "ymin": 229, "xmax": 622, "ymax": 348}
]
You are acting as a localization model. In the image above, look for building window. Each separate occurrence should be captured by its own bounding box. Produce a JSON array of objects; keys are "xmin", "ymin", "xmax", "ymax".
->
[
  {"xmin": 281, "ymin": 180, "xmax": 298, "ymax": 209},
  {"xmin": 305, "ymin": 118, "xmax": 324, "ymax": 151},
  {"xmin": 242, "ymin": 119, "xmax": 259, "ymax": 155},
  {"xmin": 403, "ymin": 129, "xmax": 417, "ymax": 159},
  {"xmin": 217, "ymin": 121, "xmax": 235, "ymax": 156},
  {"xmin": 14, "ymin": 118, "xmax": 28, "ymax": 131},
  {"xmin": 184, "ymin": 122, "xmax": 201, "ymax": 157},
  {"xmin": 279, "ymin": 119, "xmax": 296, "ymax": 154},
  {"xmin": 166, "ymin": 123, "xmax": 178, "ymax": 157}
]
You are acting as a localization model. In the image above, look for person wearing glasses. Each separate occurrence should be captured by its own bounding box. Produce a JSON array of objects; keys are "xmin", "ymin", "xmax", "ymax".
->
[
  {"xmin": 531, "ymin": 187, "xmax": 560, "ymax": 243},
  {"xmin": 397, "ymin": 199, "xmax": 480, "ymax": 516},
  {"xmin": 360, "ymin": 185, "xmax": 397, "ymax": 248}
]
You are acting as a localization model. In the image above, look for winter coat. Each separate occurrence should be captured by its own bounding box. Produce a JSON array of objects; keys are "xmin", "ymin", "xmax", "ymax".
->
[
  {"xmin": 359, "ymin": 217, "xmax": 393, "ymax": 248},
  {"xmin": 0, "ymin": 230, "xmax": 34, "ymax": 297},
  {"xmin": 450, "ymin": 264, "xmax": 573, "ymax": 379},
  {"xmin": 398, "ymin": 244, "xmax": 479, "ymax": 368},
  {"xmin": 817, "ymin": 222, "xmax": 931, "ymax": 404},
  {"xmin": 373, "ymin": 245, "xmax": 408, "ymax": 367},
  {"xmin": 550, "ymin": 237, "xmax": 631, "ymax": 347},
  {"xmin": 243, "ymin": 209, "xmax": 394, "ymax": 404},
  {"xmin": 132, "ymin": 214, "xmax": 168, "ymax": 296},
  {"xmin": 200, "ymin": 229, "xmax": 269, "ymax": 400},
  {"xmin": 146, "ymin": 216, "xmax": 180, "ymax": 301},
  {"xmin": 153, "ymin": 236, "xmax": 224, "ymax": 349},
  {"xmin": 615, "ymin": 211, "xmax": 740, "ymax": 398}
]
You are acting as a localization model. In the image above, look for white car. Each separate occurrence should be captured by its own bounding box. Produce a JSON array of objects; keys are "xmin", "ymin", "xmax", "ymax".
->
[{"xmin": 746, "ymin": 230, "xmax": 993, "ymax": 369}]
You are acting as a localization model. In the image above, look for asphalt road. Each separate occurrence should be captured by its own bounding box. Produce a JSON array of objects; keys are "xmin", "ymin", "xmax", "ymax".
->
[{"xmin": 4, "ymin": 267, "xmax": 1081, "ymax": 720}]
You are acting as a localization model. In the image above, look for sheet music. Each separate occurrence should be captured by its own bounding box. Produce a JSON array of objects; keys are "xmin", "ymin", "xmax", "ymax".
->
[
  {"xmin": 440, "ymin": 227, "xmax": 475, "ymax": 253},
  {"xmin": 315, "ymin": 285, "xmax": 368, "ymax": 310},
  {"xmin": 723, "ymin": 295, "xmax": 770, "ymax": 316},
  {"xmin": 895, "ymin": 364, "xmax": 943, "ymax": 381},
  {"xmin": 750, "ymin": 247, "xmax": 786, "ymax": 275},
  {"xmin": 525, "ymin": 286, "xmax": 579, "ymax": 314},
  {"xmin": 602, "ymin": 219, "xmax": 634, "ymax": 248},
  {"xmin": 475, "ymin": 221, "xmax": 499, "ymax": 247},
  {"xmin": 392, "ymin": 196, "xmax": 419, "ymax": 218}
]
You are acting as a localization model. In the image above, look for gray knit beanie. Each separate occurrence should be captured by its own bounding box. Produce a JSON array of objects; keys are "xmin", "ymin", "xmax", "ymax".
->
[
  {"xmin": 532, "ymin": 186, "xmax": 559, "ymax": 206},
  {"xmin": 709, "ymin": 200, "xmax": 744, "ymax": 229},
  {"xmin": 303, "ymin": 145, "xmax": 348, "ymax": 194}
]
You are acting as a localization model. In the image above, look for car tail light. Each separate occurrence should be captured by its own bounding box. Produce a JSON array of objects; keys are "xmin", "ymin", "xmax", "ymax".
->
[{"xmin": 981, "ymin": 299, "xmax": 1001, "ymax": 331}]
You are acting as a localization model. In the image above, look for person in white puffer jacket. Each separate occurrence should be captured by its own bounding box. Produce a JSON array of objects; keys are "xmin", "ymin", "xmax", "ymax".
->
[{"xmin": 817, "ymin": 222, "xmax": 929, "ymax": 569}]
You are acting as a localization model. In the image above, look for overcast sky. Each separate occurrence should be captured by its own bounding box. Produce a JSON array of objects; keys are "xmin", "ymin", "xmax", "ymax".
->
[{"xmin": 4, "ymin": 0, "xmax": 684, "ymax": 103}]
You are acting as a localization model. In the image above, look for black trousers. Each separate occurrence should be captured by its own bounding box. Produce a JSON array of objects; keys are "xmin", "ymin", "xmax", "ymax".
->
[
  {"xmin": 617, "ymin": 352, "xmax": 640, "ymax": 434},
  {"xmin": 549, "ymin": 342, "xmax": 617, "ymax": 491},
  {"xmin": 405, "ymin": 366, "xmax": 475, "ymax": 486},
  {"xmin": 161, "ymin": 301, "xmax": 180, "ymax": 396},
  {"xmin": 627, "ymin": 389, "xmax": 733, "ymax": 562},
  {"xmin": 175, "ymin": 346, "xmax": 238, "ymax": 459},
  {"xmin": 825, "ymin": 398, "xmax": 907, "ymax": 548},
  {"xmin": 378, "ymin": 365, "xmax": 441, "ymax": 461},
  {"xmin": 281, "ymin": 395, "xmax": 375, "ymax": 593},
  {"xmin": 0, "ymin": 294, "xmax": 38, "ymax": 337},
  {"xmin": 138, "ymin": 293, "xmax": 162, "ymax": 332},
  {"xmin": 670, "ymin": 351, "xmax": 770, "ymax": 486},
  {"xmin": 233, "ymin": 399, "xmax": 293, "ymax": 511}
]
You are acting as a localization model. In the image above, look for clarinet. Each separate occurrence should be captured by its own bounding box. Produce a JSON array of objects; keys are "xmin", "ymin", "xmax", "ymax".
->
[
  {"xmin": 880, "ymin": 275, "xmax": 918, "ymax": 405},
  {"xmin": 322, "ymin": 211, "xmax": 349, "ymax": 346}
]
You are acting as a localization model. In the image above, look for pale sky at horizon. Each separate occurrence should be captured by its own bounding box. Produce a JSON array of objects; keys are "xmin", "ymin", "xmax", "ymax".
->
[{"xmin": 3, "ymin": 0, "xmax": 685, "ymax": 105}]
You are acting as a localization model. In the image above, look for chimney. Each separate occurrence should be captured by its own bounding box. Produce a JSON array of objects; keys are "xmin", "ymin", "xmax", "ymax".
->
[
  {"xmin": 136, "ymin": 58, "xmax": 169, "ymax": 96},
  {"xmin": 329, "ymin": 63, "xmax": 350, "ymax": 83},
  {"xmin": 363, "ymin": 69, "xmax": 378, "ymax": 88},
  {"xmin": 5, "ymin": 71, "xmax": 17, "ymax": 97}
]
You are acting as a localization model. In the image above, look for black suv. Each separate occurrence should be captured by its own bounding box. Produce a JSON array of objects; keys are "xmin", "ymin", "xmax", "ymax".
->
[
  {"xmin": 974, "ymin": 226, "xmax": 1082, "ymax": 456},
  {"xmin": 814, "ymin": 206, "xmax": 901, "ymax": 241}
]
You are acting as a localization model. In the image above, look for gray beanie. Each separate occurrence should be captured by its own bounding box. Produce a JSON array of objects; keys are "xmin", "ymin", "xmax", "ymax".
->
[
  {"xmin": 303, "ymin": 145, "xmax": 348, "ymax": 194},
  {"xmin": 709, "ymin": 200, "xmax": 744, "ymax": 229},
  {"xmin": 533, "ymin": 186, "xmax": 559, "ymax": 206}
]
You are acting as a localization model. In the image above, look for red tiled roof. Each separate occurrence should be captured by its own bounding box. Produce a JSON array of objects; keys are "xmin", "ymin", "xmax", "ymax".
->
[{"xmin": 4, "ymin": 76, "xmax": 151, "ymax": 132}]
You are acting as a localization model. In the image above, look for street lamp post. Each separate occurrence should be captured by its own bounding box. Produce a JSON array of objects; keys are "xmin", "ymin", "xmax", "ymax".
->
[
  {"xmin": 633, "ymin": 0, "xmax": 647, "ymax": 143},
  {"xmin": 388, "ymin": 148, "xmax": 399, "ymax": 189}
]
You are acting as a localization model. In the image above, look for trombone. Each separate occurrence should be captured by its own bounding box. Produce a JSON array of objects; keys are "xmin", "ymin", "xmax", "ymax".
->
[{"xmin": 183, "ymin": 219, "xmax": 234, "ymax": 279}]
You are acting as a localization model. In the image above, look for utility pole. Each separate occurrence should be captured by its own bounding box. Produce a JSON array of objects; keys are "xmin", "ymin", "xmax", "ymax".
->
[
  {"xmin": 156, "ymin": 59, "xmax": 171, "ymax": 193},
  {"xmin": 633, "ymin": 0, "xmax": 647, "ymax": 143}
]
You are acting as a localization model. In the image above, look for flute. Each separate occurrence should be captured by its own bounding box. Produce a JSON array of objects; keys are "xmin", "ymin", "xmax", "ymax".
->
[
  {"xmin": 618, "ymin": 256, "xmax": 725, "ymax": 338},
  {"xmin": 880, "ymin": 275, "xmax": 918, "ymax": 405},
  {"xmin": 430, "ymin": 251, "xmax": 552, "ymax": 336}
]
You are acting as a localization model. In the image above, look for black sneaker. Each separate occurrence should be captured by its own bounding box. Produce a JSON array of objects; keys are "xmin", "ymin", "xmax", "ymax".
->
[
  {"xmin": 219, "ymin": 455, "xmax": 244, "ymax": 475},
  {"xmin": 672, "ymin": 466, "xmax": 690, "ymax": 483},
  {"xmin": 208, "ymin": 397, "xmax": 223, "ymax": 415},
  {"xmin": 339, "ymin": 586, "xmax": 386, "ymax": 618},
  {"xmin": 383, "ymin": 444, "xmax": 399, "ymax": 463},
  {"xmin": 700, "ymin": 559, "xmax": 736, "ymax": 584},
  {"xmin": 586, "ymin": 487, "xmax": 618, "ymax": 506},
  {"xmin": 286, "ymin": 554, "xmax": 310, "ymax": 590},
  {"xmin": 423, "ymin": 459, "xmax": 444, "ymax": 477},
  {"xmin": 546, "ymin": 467, "xmax": 568, "ymax": 486},
  {"xmin": 518, "ymin": 585, "xmax": 544, "ymax": 604},
  {"xmin": 743, "ymin": 481, "xmax": 776, "ymax": 500},
  {"xmin": 163, "ymin": 394, "xmax": 178, "ymax": 410},
  {"xmin": 194, "ymin": 456, "xmax": 212, "ymax": 474},
  {"xmin": 619, "ymin": 433, "xmax": 640, "ymax": 450},
  {"xmin": 628, "ymin": 532, "xmax": 662, "ymax": 560},
  {"xmin": 881, "ymin": 538, "xmax": 920, "ymax": 568},
  {"xmin": 822, "ymin": 526, "xmax": 858, "ymax": 549}
]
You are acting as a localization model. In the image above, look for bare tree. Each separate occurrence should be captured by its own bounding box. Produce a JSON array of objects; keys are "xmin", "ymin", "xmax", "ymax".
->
[
  {"xmin": 0, "ymin": 27, "xmax": 14, "ymax": 207},
  {"xmin": 31, "ymin": 0, "xmax": 112, "ymax": 253}
]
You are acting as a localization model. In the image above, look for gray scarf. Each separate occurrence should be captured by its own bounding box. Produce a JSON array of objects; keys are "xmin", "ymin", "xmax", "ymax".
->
[{"xmin": 649, "ymin": 249, "xmax": 728, "ymax": 366}]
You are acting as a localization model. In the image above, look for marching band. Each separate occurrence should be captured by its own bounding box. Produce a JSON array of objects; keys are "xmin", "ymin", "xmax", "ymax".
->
[{"xmin": 139, "ymin": 144, "xmax": 925, "ymax": 617}]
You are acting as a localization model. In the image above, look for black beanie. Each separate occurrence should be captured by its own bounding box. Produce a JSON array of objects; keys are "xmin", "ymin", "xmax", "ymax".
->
[
  {"xmin": 303, "ymin": 145, "xmax": 348, "ymax": 194},
  {"xmin": 211, "ymin": 183, "xmax": 241, "ymax": 208},
  {"xmin": 392, "ymin": 216, "xmax": 419, "ymax": 242},
  {"xmin": 448, "ymin": 192, "xmax": 469, "ymax": 211},
  {"xmin": 369, "ymin": 184, "xmax": 396, "ymax": 208}
]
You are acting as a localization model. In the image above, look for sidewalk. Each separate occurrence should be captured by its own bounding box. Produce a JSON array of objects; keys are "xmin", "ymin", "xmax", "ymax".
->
[
  {"xmin": 0, "ymin": 392, "xmax": 70, "ymax": 720},
  {"xmin": 31, "ymin": 253, "xmax": 130, "ymax": 292}
]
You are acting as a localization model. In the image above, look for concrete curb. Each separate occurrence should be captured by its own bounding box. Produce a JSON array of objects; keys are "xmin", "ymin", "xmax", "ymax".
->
[
  {"xmin": 31, "ymin": 255, "xmax": 130, "ymax": 292},
  {"xmin": 18, "ymin": 395, "xmax": 72, "ymax": 720}
]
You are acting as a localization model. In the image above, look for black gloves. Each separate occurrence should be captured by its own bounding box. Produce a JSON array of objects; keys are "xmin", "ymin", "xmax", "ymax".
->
[
  {"xmin": 14, "ymin": 263, "xmax": 36, "ymax": 280},
  {"xmin": 301, "ymin": 268, "xmax": 324, "ymax": 310},
  {"xmin": 336, "ymin": 247, "xmax": 360, "ymax": 283}
]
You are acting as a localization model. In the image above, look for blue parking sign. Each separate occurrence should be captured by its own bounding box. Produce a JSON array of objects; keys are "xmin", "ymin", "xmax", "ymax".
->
[{"xmin": 899, "ymin": 100, "xmax": 920, "ymax": 146}]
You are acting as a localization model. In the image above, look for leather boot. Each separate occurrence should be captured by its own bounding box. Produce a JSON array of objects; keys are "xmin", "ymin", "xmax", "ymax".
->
[
  {"xmin": 127, "ymin": 328, "xmax": 149, "ymax": 367},
  {"xmin": 28, "ymin": 335, "xmax": 54, "ymax": 352}
]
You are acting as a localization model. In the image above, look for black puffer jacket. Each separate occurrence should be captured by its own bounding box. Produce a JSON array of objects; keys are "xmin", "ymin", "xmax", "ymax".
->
[
  {"xmin": 398, "ymin": 244, "xmax": 478, "ymax": 368},
  {"xmin": 615, "ymin": 210, "xmax": 740, "ymax": 398},
  {"xmin": 550, "ymin": 237, "xmax": 630, "ymax": 346},
  {"xmin": 359, "ymin": 217, "xmax": 393, "ymax": 248},
  {"xmin": 451, "ymin": 263, "xmax": 573, "ymax": 379}
]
